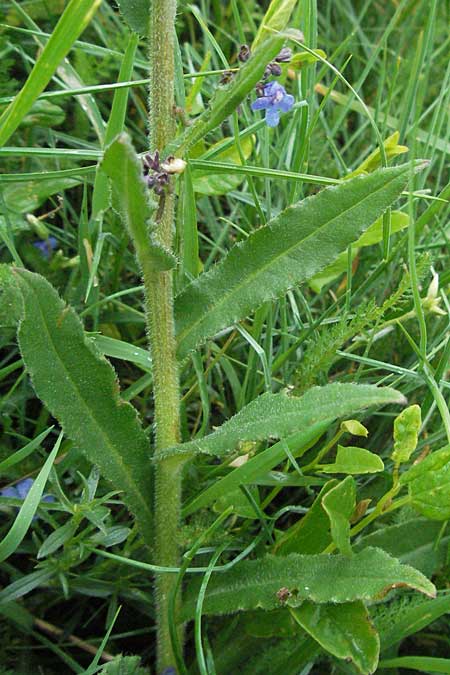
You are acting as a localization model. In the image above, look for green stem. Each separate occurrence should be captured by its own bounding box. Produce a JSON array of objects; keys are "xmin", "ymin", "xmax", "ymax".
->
[{"xmin": 146, "ymin": 1, "xmax": 181, "ymax": 671}]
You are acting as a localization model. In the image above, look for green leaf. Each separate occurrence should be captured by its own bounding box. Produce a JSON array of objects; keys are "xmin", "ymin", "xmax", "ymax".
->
[
  {"xmin": 170, "ymin": 34, "xmax": 285, "ymax": 157},
  {"xmin": 346, "ymin": 132, "xmax": 409, "ymax": 180},
  {"xmin": 274, "ymin": 480, "xmax": 338, "ymax": 555},
  {"xmin": 183, "ymin": 547, "xmax": 435, "ymax": 618},
  {"xmin": 392, "ymin": 404, "xmax": 421, "ymax": 465},
  {"xmin": 115, "ymin": 1, "xmax": 148, "ymax": 35},
  {"xmin": 291, "ymin": 601, "xmax": 380, "ymax": 675},
  {"xmin": 0, "ymin": 267, "xmax": 153, "ymax": 546},
  {"xmin": 161, "ymin": 383, "xmax": 405, "ymax": 461},
  {"xmin": 252, "ymin": 0, "xmax": 298, "ymax": 49},
  {"xmin": 0, "ymin": 0, "xmax": 101, "ymax": 146},
  {"xmin": 37, "ymin": 519, "xmax": 78, "ymax": 559},
  {"xmin": 175, "ymin": 164, "xmax": 416, "ymax": 359},
  {"xmin": 309, "ymin": 210, "xmax": 409, "ymax": 292},
  {"xmin": 341, "ymin": 419, "xmax": 369, "ymax": 437},
  {"xmin": 400, "ymin": 446, "xmax": 450, "ymax": 520},
  {"xmin": 19, "ymin": 99, "xmax": 65, "ymax": 128},
  {"xmin": 192, "ymin": 136, "xmax": 254, "ymax": 195},
  {"xmin": 0, "ymin": 435, "xmax": 61, "ymax": 563},
  {"xmin": 320, "ymin": 445, "xmax": 385, "ymax": 474},
  {"xmin": 290, "ymin": 49, "xmax": 327, "ymax": 68},
  {"xmin": 379, "ymin": 656, "xmax": 450, "ymax": 673},
  {"xmin": 3, "ymin": 178, "xmax": 81, "ymax": 214},
  {"xmin": 101, "ymin": 133, "xmax": 176, "ymax": 272},
  {"xmin": 322, "ymin": 476, "xmax": 356, "ymax": 556}
]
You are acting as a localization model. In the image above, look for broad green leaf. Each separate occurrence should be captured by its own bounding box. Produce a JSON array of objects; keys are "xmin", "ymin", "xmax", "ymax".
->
[
  {"xmin": 400, "ymin": 446, "xmax": 450, "ymax": 520},
  {"xmin": 101, "ymin": 134, "xmax": 175, "ymax": 272},
  {"xmin": 115, "ymin": 1, "xmax": 148, "ymax": 35},
  {"xmin": 309, "ymin": 210, "xmax": 409, "ymax": 292},
  {"xmin": 175, "ymin": 164, "xmax": 415, "ymax": 359},
  {"xmin": 192, "ymin": 136, "xmax": 254, "ymax": 195},
  {"xmin": 322, "ymin": 476, "xmax": 356, "ymax": 556},
  {"xmin": 320, "ymin": 445, "xmax": 384, "ymax": 474},
  {"xmin": 356, "ymin": 518, "xmax": 450, "ymax": 577},
  {"xmin": 20, "ymin": 99, "xmax": 65, "ymax": 128},
  {"xmin": 392, "ymin": 404, "xmax": 421, "ymax": 465},
  {"xmin": 170, "ymin": 33, "xmax": 285, "ymax": 157},
  {"xmin": 0, "ymin": 435, "xmax": 61, "ymax": 563},
  {"xmin": 341, "ymin": 419, "xmax": 369, "ymax": 437},
  {"xmin": 182, "ymin": 547, "xmax": 435, "ymax": 618},
  {"xmin": 274, "ymin": 480, "xmax": 338, "ymax": 555},
  {"xmin": 0, "ymin": 267, "xmax": 153, "ymax": 546},
  {"xmin": 161, "ymin": 383, "xmax": 405, "ymax": 461},
  {"xmin": 243, "ymin": 609, "xmax": 298, "ymax": 638},
  {"xmin": 291, "ymin": 601, "xmax": 380, "ymax": 675},
  {"xmin": 252, "ymin": 0, "xmax": 297, "ymax": 49},
  {"xmin": 0, "ymin": 0, "xmax": 101, "ymax": 146}
]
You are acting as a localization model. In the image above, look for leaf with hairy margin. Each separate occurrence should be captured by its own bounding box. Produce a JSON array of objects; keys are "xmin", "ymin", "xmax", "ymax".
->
[
  {"xmin": 159, "ymin": 383, "xmax": 405, "ymax": 461},
  {"xmin": 183, "ymin": 547, "xmax": 435, "ymax": 618},
  {"xmin": 0, "ymin": 267, "xmax": 153, "ymax": 547},
  {"xmin": 175, "ymin": 163, "xmax": 423, "ymax": 360}
]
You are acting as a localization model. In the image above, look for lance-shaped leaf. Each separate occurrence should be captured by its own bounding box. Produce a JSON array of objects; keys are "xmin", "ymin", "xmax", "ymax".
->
[
  {"xmin": 159, "ymin": 383, "xmax": 405, "ymax": 461},
  {"xmin": 0, "ymin": 267, "xmax": 153, "ymax": 547},
  {"xmin": 291, "ymin": 601, "xmax": 380, "ymax": 675},
  {"xmin": 101, "ymin": 133, "xmax": 175, "ymax": 272},
  {"xmin": 322, "ymin": 476, "xmax": 356, "ymax": 556},
  {"xmin": 169, "ymin": 33, "xmax": 285, "ymax": 158},
  {"xmin": 182, "ymin": 547, "xmax": 435, "ymax": 618},
  {"xmin": 400, "ymin": 446, "xmax": 450, "ymax": 520},
  {"xmin": 175, "ymin": 163, "xmax": 418, "ymax": 360}
]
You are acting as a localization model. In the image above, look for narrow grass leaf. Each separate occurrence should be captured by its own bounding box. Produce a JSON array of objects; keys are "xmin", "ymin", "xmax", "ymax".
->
[
  {"xmin": 0, "ymin": 433, "xmax": 61, "ymax": 563},
  {"xmin": 0, "ymin": 427, "xmax": 53, "ymax": 473},
  {"xmin": 175, "ymin": 164, "xmax": 418, "ymax": 359},
  {"xmin": 0, "ymin": 0, "xmax": 102, "ymax": 146}
]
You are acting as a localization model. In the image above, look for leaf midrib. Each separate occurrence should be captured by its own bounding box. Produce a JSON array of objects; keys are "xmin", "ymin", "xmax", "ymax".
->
[
  {"xmin": 20, "ymin": 273, "xmax": 152, "ymax": 527},
  {"xmin": 176, "ymin": 170, "xmax": 404, "ymax": 350}
]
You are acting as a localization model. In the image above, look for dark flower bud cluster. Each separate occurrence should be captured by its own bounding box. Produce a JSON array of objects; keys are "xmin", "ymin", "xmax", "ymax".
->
[
  {"xmin": 251, "ymin": 47, "xmax": 294, "ymax": 127},
  {"xmin": 142, "ymin": 151, "xmax": 170, "ymax": 196}
]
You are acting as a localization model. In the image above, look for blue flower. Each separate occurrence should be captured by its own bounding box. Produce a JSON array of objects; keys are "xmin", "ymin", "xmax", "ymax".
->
[
  {"xmin": 33, "ymin": 236, "xmax": 57, "ymax": 260},
  {"xmin": 0, "ymin": 478, "xmax": 55, "ymax": 519},
  {"xmin": 250, "ymin": 81, "xmax": 294, "ymax": 127}
]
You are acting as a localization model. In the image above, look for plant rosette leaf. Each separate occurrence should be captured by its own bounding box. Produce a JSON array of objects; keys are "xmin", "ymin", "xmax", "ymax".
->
[
  {"xmin": 0, "ymin": 266, "xmax": 153, "ymax": 546},
  {"xmin": 319, "ymin": 445, "xmax": 384, "ymax": 474},
  {"xmin": 400, "ymin": 446, "xmax": 450, "ymax": 520},
  {"xmin": 291, "ymin": 601, "xmax": 380, "ymax": 675},
  {"xmin": 321, "ymin": 476, "xmax": 356, "ymax": 556},
  {"xmin": 182, "ymin": 547, "xmax": 435, "ymax": 619}
]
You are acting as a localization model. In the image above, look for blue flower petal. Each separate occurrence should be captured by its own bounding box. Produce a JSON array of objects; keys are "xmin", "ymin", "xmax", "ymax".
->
[
  {"xmin": 264, "ymin": 81, "xmax": 284, "ymax": 97},
  {"xmin": 278, "ymin": 93, "xmax": 295, "ymax": 112},
  {"xmin": 16, "ymin": 478, "xmax": 34, "ymax": 500},
  {"xmin": 1, "ymin": 486, "xmax": 19, "ymax": 499},
  {"xmin": 265, "ymin": 108, "xmax": 280, "ymax": 127},
  {"xmin": 251, "ymin": 96, "xmax": 271, "ymax": 111}
]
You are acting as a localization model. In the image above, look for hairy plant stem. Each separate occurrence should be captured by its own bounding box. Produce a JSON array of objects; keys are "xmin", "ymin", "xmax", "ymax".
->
[{"xmin": 146, "ymin": 0, "xmax": 181, "ymax": 671}]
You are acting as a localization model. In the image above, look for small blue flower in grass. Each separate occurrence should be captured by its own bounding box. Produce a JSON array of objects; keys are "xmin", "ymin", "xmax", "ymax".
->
[
  {"xmin": 251, "ymin": 81, "xmax": 294, "ymax": 127},
  {"xmin": 0, "ymin": 478, "xmax": 55, "ymax": 520},
  {"xmin": 33, "ymin": 236, "xmax": 57, "ymax": 260}
]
